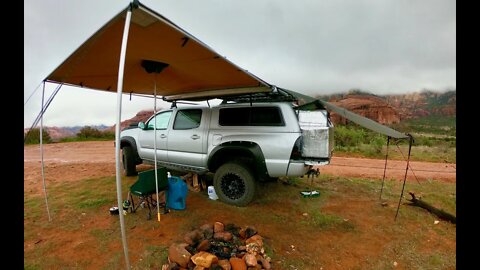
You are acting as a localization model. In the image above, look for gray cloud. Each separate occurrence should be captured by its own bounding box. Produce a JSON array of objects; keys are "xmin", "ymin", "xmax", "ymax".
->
[{"xmin": 24, "ymin": 0, "xmax": 455, "ymax": 127}]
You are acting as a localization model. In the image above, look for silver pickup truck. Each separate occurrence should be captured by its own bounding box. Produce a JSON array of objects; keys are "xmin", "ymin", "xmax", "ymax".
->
[{"xmin": 120, "ymin": 101, "xmax": 334, "ymax": 206}]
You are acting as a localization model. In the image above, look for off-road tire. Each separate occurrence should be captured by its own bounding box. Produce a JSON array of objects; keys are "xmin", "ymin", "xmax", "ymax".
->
[
  {"xmin": 122, "ymin": 146, "xmax": 138, "ymax": 176},
  {"xmin": 214, "ymin": 162, "xmax": 256, "ymax": 206}
]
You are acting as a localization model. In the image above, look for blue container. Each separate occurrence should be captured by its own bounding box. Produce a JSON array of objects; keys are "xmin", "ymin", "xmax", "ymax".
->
[{"xmin": 166, "ymin": 176, "xmax": 188, "ymax": 210}]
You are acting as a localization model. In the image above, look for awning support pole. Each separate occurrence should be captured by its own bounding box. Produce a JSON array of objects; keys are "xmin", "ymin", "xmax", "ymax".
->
[
  {"xmin": 379, "ymin": 136, "xmax": 390, "ymax": 200},
  {"xmin": 25, "ymin": 83, "xmax": 63, "ymax": 143},
  {"xmin": 153, "ymin": 77, "xmax": 161, "ymax": 222},
  {"xmin": 395, "ymin": 134, "xmax": 413, "ymax": 221},
  {"xmin": 40, "ymin": 81, "xmax": 52, "ymax": 222},
  {"xmin": 114, "ymin": 5, "xmax": 133, "ymax": 270}
]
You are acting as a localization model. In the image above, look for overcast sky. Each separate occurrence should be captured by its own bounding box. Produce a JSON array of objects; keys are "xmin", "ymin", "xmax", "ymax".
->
[{"xmin": 24, "ymin": 0, "xmax": 456, "ymax": 128}]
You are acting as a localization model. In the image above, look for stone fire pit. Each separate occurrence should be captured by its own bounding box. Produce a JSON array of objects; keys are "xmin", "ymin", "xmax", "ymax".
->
[{"xmin": 164, "ymin": 221, "xmax": 272, "ymax": 270}]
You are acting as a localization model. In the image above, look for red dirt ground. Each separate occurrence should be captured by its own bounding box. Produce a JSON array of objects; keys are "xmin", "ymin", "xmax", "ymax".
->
[{"xmin": 24, "ymin": 141, "xmax": 456, "ymax": 269}]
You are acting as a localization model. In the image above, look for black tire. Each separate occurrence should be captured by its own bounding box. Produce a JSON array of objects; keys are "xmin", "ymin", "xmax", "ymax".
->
[
  {"xmin": 214, "ymin": 162, "xmax": 256, "ymax": 206},
  {"xmin": 122, "ymin": 146, "xmax": 138, "ymax": 176}
]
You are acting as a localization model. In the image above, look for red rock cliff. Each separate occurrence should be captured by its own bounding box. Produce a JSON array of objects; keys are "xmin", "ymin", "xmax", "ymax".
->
[{"xmin": 329, "ymin": 95, "xmax": 401, "ymax": 125}]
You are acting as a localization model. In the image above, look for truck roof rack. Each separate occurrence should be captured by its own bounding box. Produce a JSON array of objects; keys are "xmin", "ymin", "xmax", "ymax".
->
[{"xmin": 220, "ymin": 87, "xmax": 298, "ymax": 104}]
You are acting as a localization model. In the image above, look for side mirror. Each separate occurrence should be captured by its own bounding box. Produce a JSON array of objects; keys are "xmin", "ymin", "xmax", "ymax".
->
[{"xmin": 138, "ymin": 122, "xmax": 145, "ymax": 130}]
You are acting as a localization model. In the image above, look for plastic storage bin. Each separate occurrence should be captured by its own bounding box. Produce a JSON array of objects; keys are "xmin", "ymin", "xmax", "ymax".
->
[{"xmin": 166, "ymin": 176, "xmax": 188, "ymax": 210}]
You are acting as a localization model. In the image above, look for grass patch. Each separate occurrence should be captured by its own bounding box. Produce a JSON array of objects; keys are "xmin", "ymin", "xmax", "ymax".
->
[
  {"xmin": 100, "ymin": 251, "xmax": 124, "ymax": 270},
  {"xmin": 24, "ymin": 263, "xmax": 41, "ymax": 270},
  {"xmin": 133, "ymin": 245, "xmax": 169, "ymax": 270},
  {"xmin": 90, "ymin": 228, "xmax": 116, "ymax": 253},
  {"xmin": 334, "ymin": 117, "xmax": 456, "ymax": 163},
  {"xmin": 78, "ymin": 198, "xmax": 111, "ymax": 209},
  {"xmin": 366, "ymin": 239, "xmax": 456, "ymax": 270},
  {"xmin": 24, "ymin": 196, "xmax": 44, "ymax": 219},
  {"xmin": 301, "ymin": 209, "xmax": 354, "ymax": 231}
]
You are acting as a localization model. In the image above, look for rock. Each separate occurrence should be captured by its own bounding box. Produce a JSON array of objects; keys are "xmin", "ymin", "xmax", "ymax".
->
[
  {"xmin": 393, "ymin": 261, "xmax": 398, "ymax": 267},
  {"xmin": 224, "ymin": 223, "xmax": 241, "ymax": 236},
  {"xmin": 168, "ymin": 243, "xmax": 192, "ymax": 268},
  {"xmin": 167, "ymin": 262, "xmax": 179, "ymax": 270},
  {"xmin": 229, "ymin": 257, "xmax": 247, "ymax": 270},
  {"xmin": 218, "ymin": 259, "xmax": 232, "ymax": 270},
  {"xmin": 330, "ymin": 95, "xmax": 400, "ymax": 125},
  {"xmin": 239, "ymin": 228, "xmax": 247, "ymax": 239},
  {"xmin": 246, "ymin": 243, "xmax": 261, "ymax": 255},
  {"xmin": 434, "ymin": 220, "xmax": 440, "ymax": 225},
  {"xmin": 196, "ymin": 239, "xmax": 211, "ymax": 252},
  {"xmin": 214, "ymin": 222, "xmax": 225, "ymax": 233},
  {"xmin": 245, "ymin": 227, "xmax": 257, "ymax": 239},
  {"xmin": 260, "ymin": 257, "xmax": 271, "ymax": 270},
  {"xmin": 191, "ymin": 251, "xmax": 219, "ymax": 268},
  {"xmin": 244, "ymin": 254, "xmax": 257, "ymax": 267},
  {"xmin": 184, "ymin": 229, "xmax": 203, "ymax": 246},
  {"xmin": 193, "ymin": 266, "xmax": 205, "ymax": 270},
  {"xmin": 245, "ymin": 235, "xmax": 263, "ymax": 247},
  {"xmin": 200, "ymin": 223, "xmax": 214, "ymax": 235},
  {"xmin": 210, "ymin": 265, "xmax": 223, "ymax": 270},
  {"xmin": 238, "ymin": 245, "xmax": 247, "ymax": 251},
  {"xmin": 223, "ymin": 232, "xmax": 233, "ymax": 241},
  {"xmin": 214, "ymin": 232, "xmax": 225, "ymax": 241}
]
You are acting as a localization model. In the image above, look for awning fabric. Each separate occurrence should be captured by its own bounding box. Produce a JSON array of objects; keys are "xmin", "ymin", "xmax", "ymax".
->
[
  {"xmin": 283, "ymin": 88, "xmax": 409, "ymax": 139},
  {"xmin": 46, "ymin": 3, "xmax": 271, "ymax": 99}
]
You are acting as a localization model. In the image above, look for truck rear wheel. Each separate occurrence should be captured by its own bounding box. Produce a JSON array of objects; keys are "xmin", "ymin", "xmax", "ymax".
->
[
  {"xmin": 214, "ymin": 162, "xmax": 256, "ymax": 206},
  {"xmin": 122, "ymin": 146, "xmax": 138, "ymax": 176}
]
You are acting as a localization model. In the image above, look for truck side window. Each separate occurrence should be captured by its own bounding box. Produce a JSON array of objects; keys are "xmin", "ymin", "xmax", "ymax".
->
[
  {"xmin": 219, "ymin": 107, "xmax": 284, "ymax": 126},
  {"xmin": 173, "ymin": 109, "xmax": 202, "ymax": 130},
  {"xmin": 147, "ymin": 111, "xmax": 172, "ymax": 130}
]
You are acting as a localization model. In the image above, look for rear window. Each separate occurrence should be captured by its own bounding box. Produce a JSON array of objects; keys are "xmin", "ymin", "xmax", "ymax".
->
[{"xmin": 219, "ymin": 107, "xmax": 284, "ymax": 126}]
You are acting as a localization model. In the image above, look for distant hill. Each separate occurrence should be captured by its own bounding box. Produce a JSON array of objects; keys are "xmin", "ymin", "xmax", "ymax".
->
[{"xmin": 24, "ymin": 124, "xmax": 110, "ymax": 141}]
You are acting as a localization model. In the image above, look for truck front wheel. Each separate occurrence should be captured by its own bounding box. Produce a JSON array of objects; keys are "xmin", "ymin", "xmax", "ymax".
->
[
  {"xmin": 214, "ymin": 162, "xmax": 256, "ymax": 206},
  {"xmin": 122, "ymin": 146, "xmax": 138, "ymax": 176}
]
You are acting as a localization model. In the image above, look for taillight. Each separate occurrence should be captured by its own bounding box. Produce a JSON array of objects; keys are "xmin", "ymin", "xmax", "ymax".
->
[{"xmin": 290, "ymin": 137, "xmax": 303, "ymax": 160}]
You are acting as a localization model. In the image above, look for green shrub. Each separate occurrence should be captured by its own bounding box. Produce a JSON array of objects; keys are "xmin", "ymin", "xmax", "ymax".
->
[
  {"xmin": 77, "ymin": 126, "xmax": 103, "ymax": 138},
  {"xmin": 24, "ymin": 128, "xmax": 52, "ymax": 144},
  {"xmin": 76, "ymin": 126, "xmax": 114, "ymax": 140}
]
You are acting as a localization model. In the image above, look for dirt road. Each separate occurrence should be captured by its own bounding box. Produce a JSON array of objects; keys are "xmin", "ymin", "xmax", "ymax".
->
[{"xmin": 24, "ymin": 141, "xmax": 455, "ymax": 192}]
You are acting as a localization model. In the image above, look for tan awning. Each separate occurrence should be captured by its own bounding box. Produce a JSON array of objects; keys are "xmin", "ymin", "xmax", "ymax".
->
[{"xmin": 46, "ymin": 3, "xmax": 271, "ymax": 99}]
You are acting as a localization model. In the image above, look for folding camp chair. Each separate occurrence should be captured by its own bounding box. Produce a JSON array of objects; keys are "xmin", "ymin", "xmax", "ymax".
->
[{"xmin": 127, "ymin": 167, "xmax": 169, "ymax": 220}]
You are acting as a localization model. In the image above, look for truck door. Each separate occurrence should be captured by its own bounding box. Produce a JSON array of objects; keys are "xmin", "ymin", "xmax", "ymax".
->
[
  {"xmin": 137, "ymin": 110, "xmax": 173, "ymax": 162},
  {"xmin": 167, "ymin": 108, "xmax": 207, "ymax": 168}
]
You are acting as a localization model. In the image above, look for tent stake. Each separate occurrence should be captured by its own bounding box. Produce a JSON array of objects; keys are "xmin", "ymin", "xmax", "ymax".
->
[
  {"xmin": 40, "ymin": 81, "xmax": 52, "ymax": 222},
  {"xmin": 379, "ymin": 136, "xmax": 390, "ymax": 200},
  {"xmin": 395, "ymin": 134, "xmax": 413, "ymax": 221},
  {"xmin": 114, "ymin": 5, "xmax": 133, "ymax": 270}
]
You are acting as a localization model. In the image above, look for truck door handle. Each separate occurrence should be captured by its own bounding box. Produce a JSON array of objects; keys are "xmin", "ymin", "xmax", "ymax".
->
[
  {"xmin": 191, "ymin": 134, "xmax": 200, "ymax": 140},
  {"xmin": 160, "ymin": 134, "xmax": 167, "ymax": 139}
]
